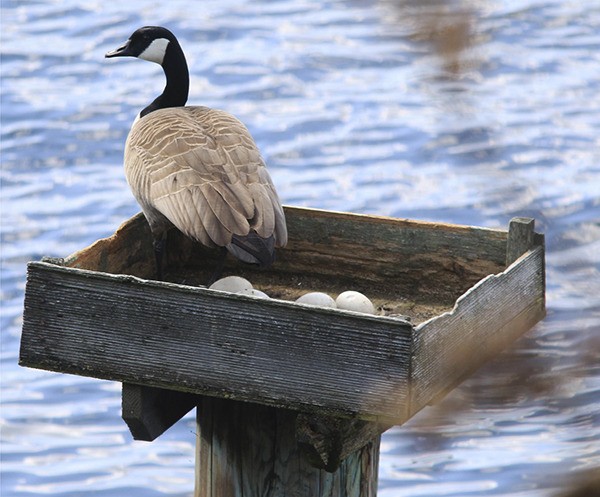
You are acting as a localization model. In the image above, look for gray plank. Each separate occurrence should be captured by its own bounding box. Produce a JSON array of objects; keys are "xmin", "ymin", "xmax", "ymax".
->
[
  {"xmin": 506, "ymin": 217, "xmax": 536, "ymax": 266},
  {"xmin": 20, "ymin": 261, "xmax": 413, "ymax": 422},
  {"xmin": 63, "ymin": 208, "xmax": 509, "ymax": 306},
  {"xmin": 409, "ymin": 244, "xmax": 546, "ymax": 416}
]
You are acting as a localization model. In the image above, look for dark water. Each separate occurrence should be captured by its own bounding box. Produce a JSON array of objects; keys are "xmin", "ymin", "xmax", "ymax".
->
[{"xmin": 2, "ymin": 1, "xmax": 599, "ymax": 496}]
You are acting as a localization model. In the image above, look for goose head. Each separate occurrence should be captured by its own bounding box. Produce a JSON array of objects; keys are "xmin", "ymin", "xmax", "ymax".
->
[
  {"xmin": 106, "ymin": 26, "xmax": 189, "ymax": 116},
  {"xmin": 105, "ymin": 26, "xmax": 178, "ymax": 65}
]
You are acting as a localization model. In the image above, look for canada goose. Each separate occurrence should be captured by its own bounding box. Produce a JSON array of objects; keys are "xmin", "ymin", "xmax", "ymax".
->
[{"xmin": 105, "ymin": 26, "xmax": 287, "ymax": 280}]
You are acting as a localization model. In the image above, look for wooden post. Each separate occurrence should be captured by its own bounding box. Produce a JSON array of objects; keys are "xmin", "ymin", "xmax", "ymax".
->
[{"xmin": 195, "ymin": 397, "xmax": 380, "ymax": 497}]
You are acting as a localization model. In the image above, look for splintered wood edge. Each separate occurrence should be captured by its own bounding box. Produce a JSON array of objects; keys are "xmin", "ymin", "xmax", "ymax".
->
[{"xmin": 63, "ymin": 213, "xmax": 140, "ymax": 264}]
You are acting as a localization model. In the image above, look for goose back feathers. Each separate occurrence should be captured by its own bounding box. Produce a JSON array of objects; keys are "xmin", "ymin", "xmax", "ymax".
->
[{"xmin": 125, "ymin": 106, "xmax": 287, "ymax": 259}]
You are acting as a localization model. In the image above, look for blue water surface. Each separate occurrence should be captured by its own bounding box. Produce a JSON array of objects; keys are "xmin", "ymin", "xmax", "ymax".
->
[{"xmin": 2, "ymin": 1, "xmax": 599, "ymax": 496}]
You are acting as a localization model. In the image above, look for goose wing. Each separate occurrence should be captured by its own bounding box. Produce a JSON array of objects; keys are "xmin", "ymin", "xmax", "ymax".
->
[{"xmin": 125, "ymin": 106, "xmax": 287, "ymax": 248}]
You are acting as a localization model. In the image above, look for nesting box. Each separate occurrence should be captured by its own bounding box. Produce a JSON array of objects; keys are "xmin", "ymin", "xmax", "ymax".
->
[{"xmin": 19, "ymin": 206, "xmax": 545, "ymax": 495}]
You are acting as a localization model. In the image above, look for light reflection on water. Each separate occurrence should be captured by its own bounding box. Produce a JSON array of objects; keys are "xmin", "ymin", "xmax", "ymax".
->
[{"xmin": 2, "ymin": 0, "xmax": 599, "ymax": 496}]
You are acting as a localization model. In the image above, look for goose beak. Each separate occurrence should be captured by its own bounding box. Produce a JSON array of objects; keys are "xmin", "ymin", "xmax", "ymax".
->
[{"xmin": 105, "ymin": 41, "xmax": 133, "ymax": 58}]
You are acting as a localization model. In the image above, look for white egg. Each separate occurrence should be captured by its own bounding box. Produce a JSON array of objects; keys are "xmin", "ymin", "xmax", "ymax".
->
[
  {"xmin": 209, "ymin": 276, "xmax": 253, "ymax": 294},
  {"xmin": 335, "ymin": 291, "xmax": 376, "ymax": 314},
  {"xmin": 240, "ymin": 288, "xmax": 270, "ymax": 299},
  {"xmin": 296, "ymin": 292, "xmax": 337, "ymax": 308}
]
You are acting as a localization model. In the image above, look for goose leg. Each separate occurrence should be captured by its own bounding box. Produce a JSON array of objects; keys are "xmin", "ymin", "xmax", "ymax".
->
[
  {"xmin": 153, "ymin": 234, "xmax": 167, "ymax": 280},
  {"xmin": 207, "ymin": 247, "xmax": 228, "ymax": 286}
]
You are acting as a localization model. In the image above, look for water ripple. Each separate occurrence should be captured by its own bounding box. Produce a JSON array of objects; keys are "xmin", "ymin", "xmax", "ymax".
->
[{"xmin": 2, "ymin": 0, "xmax": 599, "ymax": 496}]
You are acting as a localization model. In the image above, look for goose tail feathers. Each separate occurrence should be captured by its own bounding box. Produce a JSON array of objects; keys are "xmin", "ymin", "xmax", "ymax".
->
[{"xmin": 226, "ymin": 232, "xmax": 276, "ymax": 267}]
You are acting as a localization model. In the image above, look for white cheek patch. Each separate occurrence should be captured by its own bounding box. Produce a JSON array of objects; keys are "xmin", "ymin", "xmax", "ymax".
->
[{"xmin": 139, "ymin": 38, "xmax": 170, "ymax": 64}]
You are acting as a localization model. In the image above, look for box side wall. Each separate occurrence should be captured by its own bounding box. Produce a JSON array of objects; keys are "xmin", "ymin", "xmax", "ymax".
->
[
  {"xmin": 62, "ymin": 208, "xmax": 508, "ymax": 305},
  {"xmin": 409, "ymin": 245, "xmax": 546, "ymax": 417},
  {"xmin": 166, "ymin": 207, "xmax": 509, "ymax": 306},
  {"xmin": 64, "ymin": 213, "xmax": 155, "ymax": 277},
  {"xmin": 20, "ymin": 262, "xmax": 414, "ymax": 422}
]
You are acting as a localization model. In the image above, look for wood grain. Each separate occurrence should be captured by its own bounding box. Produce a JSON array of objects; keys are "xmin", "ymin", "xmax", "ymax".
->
[
  {"xmin": 64, "ymin": 207, "xmax": 508, "ymax": 306},
  {"xmin": 296, "ymin": 413, "xmax": 390, "ymax": 472},
  {"xmin": 506, "ymin": 217, "xmax": 535, "ymax": 266},
  {"xmin": 121, "ymin": 383, "xmax": 199, "ymax": 441},
  {"xmin": 20, "ymin": 210, "xmax": 546, "ymax": 425},
  {"xmin": 195, "ymin": 398, "xmax": 379, "ymax": 497},
  {"xmin": 19, "ymin": 209, "xmax": 547, "ymax": 496},
  {"xmin": 20, "ymin": 261, "xmax": 413, "ymax": 422},
  {"xmin": 409, "ymin": 244, "xmax": 546, "ymax": 416}
]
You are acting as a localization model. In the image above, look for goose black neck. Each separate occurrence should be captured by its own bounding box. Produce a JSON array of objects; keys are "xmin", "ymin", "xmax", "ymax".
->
[{"xmin": 141, "ymin": 40, "xmax": 189, "ymax": 117}]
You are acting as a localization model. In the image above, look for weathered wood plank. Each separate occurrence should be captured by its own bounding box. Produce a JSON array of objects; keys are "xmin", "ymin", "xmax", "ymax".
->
[
  {"xmin": 19, "ymin": 209, "xmax": 547, "ymax": 497},
  {"xmin": 506, "ymin": 217, "xmax": 535, "ymax": 266},
  {"xmin": 20, "ymin": 261, "xmax": 413, "ymax": 422},
  {"xmin": 121, "ymin": 383, "xmax": 198, "ymax": 441},
  {"xmin": 64, "ymin": 207, "xmax": 508, "ymax": 304},
  {"xmin": 64, "ymin": 212, "xmax": 155, "ymax": 277},
  {"xmin": 281, "ymin": 207, "xmax": 508, "ymax": 265},
  {"xmin": 409, "ymin": 244, "xmax": 546, "ymax": 416},
  {"xmin": 263, "ymin": 209, "xmax": 507, "ymax": 304},
  {"xmin": 66, "ymin": 208, "xmax": 508, "ymax": 272},
  {"xmin": 195, "ymin": 398, "xmax": 379, "ymax": 497}
]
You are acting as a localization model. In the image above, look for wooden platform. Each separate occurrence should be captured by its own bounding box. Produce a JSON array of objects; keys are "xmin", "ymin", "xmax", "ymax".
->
[{"xmin": 19, "ymin": 206, "xmax": 545, "ymax": 493}]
